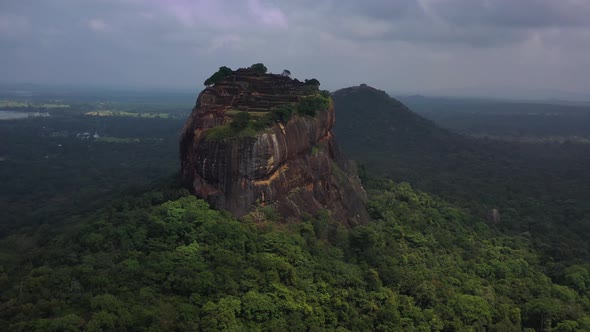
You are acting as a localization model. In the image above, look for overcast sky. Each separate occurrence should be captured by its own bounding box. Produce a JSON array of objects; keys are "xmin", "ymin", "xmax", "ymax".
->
[{"xmin": 1, "ymin": 0, "xmax": 590, "ymax": 98}]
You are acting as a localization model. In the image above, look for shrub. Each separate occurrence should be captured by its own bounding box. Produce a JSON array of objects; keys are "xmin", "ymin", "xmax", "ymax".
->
[
  {"xmin": 270, "ymin": 104, "xmax": 295, "ymax": 123},
  {"xmin": 297, "ymin": 96, "xmax": 330, "ymax": 117},
  {"xmin": 206, "ymin": 112, "xmax": 266, "ymax": 141},
  {"xmin": 251, "ymin": 117, "xmax": 272, "ymax": 131},
  {"xmin": 205, "ymin": 95, "xmax": 329, "ymax": 141},
  {"xmin": 204, "ymin": 124, "xmax": 234, "ymax": 141},
  {"xmin": 230, "ymin": 112, "xmax": 251, "ymax": 131}
]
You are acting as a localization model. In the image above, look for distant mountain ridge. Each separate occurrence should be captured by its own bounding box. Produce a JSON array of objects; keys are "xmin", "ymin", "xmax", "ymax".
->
[{"xmin": 395, "ymin": 86, "xmax": 590, "ymax": 103}]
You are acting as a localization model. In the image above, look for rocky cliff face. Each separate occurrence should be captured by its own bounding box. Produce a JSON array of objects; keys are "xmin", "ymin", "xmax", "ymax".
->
[{"xmin": 180, "ymin": 68, "xmax": 368, "ymax": 226}]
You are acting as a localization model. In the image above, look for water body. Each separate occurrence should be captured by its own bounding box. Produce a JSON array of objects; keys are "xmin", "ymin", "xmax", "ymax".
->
[{"xmin": 0, "ymin": 111, "xmax": 50, "ymax": 120}]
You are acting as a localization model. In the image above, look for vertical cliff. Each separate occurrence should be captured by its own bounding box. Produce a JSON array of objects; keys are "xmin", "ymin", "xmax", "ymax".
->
[{"xmin": 180, "ymin": 67, "xmax": 368, "ymax": 226}]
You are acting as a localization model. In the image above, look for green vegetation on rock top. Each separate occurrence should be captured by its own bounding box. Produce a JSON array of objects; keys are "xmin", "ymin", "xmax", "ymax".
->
[
  {"xmin": 296, "ymin": 94, "xmax": 330, "ymax": 117},
  {"xmin": 205, "ymin": 94, "xmax": 330, "ymax": 141}
]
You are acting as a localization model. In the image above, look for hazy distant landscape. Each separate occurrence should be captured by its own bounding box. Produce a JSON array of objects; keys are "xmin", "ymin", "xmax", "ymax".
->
[
  {"xmin": 0, "ymin": 89, "xmax": 189, "ymax": 234},
  {"xmin": 399, "ymin": 95, "xmax": 590, "ymax": 142}
]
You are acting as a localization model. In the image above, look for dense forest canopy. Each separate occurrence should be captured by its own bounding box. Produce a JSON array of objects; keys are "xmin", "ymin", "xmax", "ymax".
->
[{"xmin": 2, "ymin": 180, "xmax": 589, "ymax": 331}]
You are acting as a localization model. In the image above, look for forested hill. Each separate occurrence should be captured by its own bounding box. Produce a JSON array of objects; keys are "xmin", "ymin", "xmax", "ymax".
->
[
  {"xmin": 332, "ymin": 85, "xmax": 590, "ymax": 288},
  {"xmin": 332, "ymin": 85, "xmax": 459, "ymax": 155},
  {"xmin": 1, "ymin": 180, "xmax": 589, "ymax": 330}
]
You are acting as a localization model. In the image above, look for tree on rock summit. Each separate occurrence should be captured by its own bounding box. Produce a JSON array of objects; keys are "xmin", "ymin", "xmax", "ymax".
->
[{"xmin": 250, "ymin": 63, "xmax": 268, "ymax": 74}]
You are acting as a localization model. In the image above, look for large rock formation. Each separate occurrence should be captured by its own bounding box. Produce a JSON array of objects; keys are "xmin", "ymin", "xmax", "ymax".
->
[{"xmin": 180, "ymin": 67, "xmax": 368, "ymax": 226}]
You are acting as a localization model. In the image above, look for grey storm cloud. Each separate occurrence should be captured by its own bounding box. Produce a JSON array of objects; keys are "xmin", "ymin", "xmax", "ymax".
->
[
  {"xmin": 429, "ymin": 0, "xmax": 590, "ymax": 28},
  {"xmin": 320, "ymin": 0, "xmax": 590, "ymax": 45},
  {"xmin": 1, "ymin": 0, "xmax": 589, "ymax": 98}
]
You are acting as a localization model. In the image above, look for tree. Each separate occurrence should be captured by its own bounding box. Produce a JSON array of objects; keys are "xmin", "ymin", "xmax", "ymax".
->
[
  {"xmin": 523, "ymin": 298, "xmax": 563, "ymax": 331},
  {"xmin": 449, "ymin": 294, "xmax": 491, "ymax": 329},
  {"xmin": 281, "ymin": 70, "xmax": 291, "ymax": 77},
  {"xmin": 304, "ymin": 78, "xmax": 320, "ymax": 87},
  {"xmin": 241, "ymin": 291, "xmax": 278, "ymax": 322},
  {"xmin": 563, "ymin": 265, "xmax": 589, "ymax": 292},
  {"xmin": 86, "ymin": 311, "xmax": 118, "ymax": 332},
  {"xmin": 296, "ymin": 96, "xmax": 330, "ymax": 117},
  {"xmin": 250, "ymin": 63, "xmax": 267, "ymax": 74},
  {"xmin": 44, "ymin": 314, "xmax": 85, "ymax": 332},
  {"xmin": 269, "ymin": 104, "xmax": 294, "ymax": 123},
  {"xmin": 201, "ymin": 296, "xmax": 242, "ymax": 331},
  {"xmin": 204, "ymin": 66, "xmax": 233, "ymax": 86}
]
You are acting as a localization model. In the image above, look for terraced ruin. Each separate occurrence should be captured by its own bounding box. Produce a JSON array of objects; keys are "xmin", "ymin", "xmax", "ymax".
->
[{"xmin": 200, "ymin": 68, "xmax": 316, "ymax": 118}]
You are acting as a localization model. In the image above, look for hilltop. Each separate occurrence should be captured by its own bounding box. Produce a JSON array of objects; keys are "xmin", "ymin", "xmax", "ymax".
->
[{"xmin": 332, "ymin": 84, "xmax": 458, "ymax": 158}]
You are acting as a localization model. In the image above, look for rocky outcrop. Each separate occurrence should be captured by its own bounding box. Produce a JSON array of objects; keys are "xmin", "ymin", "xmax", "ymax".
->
[{"xmin": 180, "ymin": 68, "xmax": 368, "ymax": 226}]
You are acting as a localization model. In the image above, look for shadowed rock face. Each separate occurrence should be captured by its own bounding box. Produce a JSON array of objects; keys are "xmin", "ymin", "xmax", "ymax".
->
[{"xmin": 180, "ymin": 70, "xmax": 368, "ymax": 226}]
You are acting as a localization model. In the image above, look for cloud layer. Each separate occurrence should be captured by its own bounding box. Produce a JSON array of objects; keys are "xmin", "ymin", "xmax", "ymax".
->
[{"xmin": 1, "ymin": 0, "xmax": 589, "ymax": 98}]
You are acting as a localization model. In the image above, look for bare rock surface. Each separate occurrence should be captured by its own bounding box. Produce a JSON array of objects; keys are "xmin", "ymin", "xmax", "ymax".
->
[{"xmin": 180, "ymin": 68, "xmax": 368, "ymax": 225}]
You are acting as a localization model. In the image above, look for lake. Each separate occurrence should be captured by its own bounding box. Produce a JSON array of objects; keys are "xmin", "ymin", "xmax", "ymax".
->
[{"xmin": 0, "ymin": 111, "xmax": 50, "ymax": 120}]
